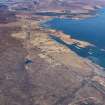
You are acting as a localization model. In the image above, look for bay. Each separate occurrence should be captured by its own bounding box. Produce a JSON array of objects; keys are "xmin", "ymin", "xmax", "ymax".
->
[{"xmin": 43, "ymin": 8, "xmax": 105, "ymax": 68}]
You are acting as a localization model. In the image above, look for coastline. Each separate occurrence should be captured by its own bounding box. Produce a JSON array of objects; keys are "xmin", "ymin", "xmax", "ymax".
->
[
  {"xmin": 39, "ymin": 7, "xmax": 105, "ymax": 69},
  {"xmin": 11, "ymin": 18, "xmax": 103, "ymax": 73},
  {"xmin": 40, "ymin": 19, "xmax": 105, "ymax": 70}
]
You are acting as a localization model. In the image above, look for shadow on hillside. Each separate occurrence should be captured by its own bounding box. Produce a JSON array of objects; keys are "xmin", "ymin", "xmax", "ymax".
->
[{"xmin": 0, "ymin": 3, "xmax": 17, "ymax": 23}]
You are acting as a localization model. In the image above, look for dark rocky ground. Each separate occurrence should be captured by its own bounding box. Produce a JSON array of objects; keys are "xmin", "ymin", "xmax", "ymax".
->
[{"xmin": 0, "ymin": 24, "xmax": 32, "ymax": 105}]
